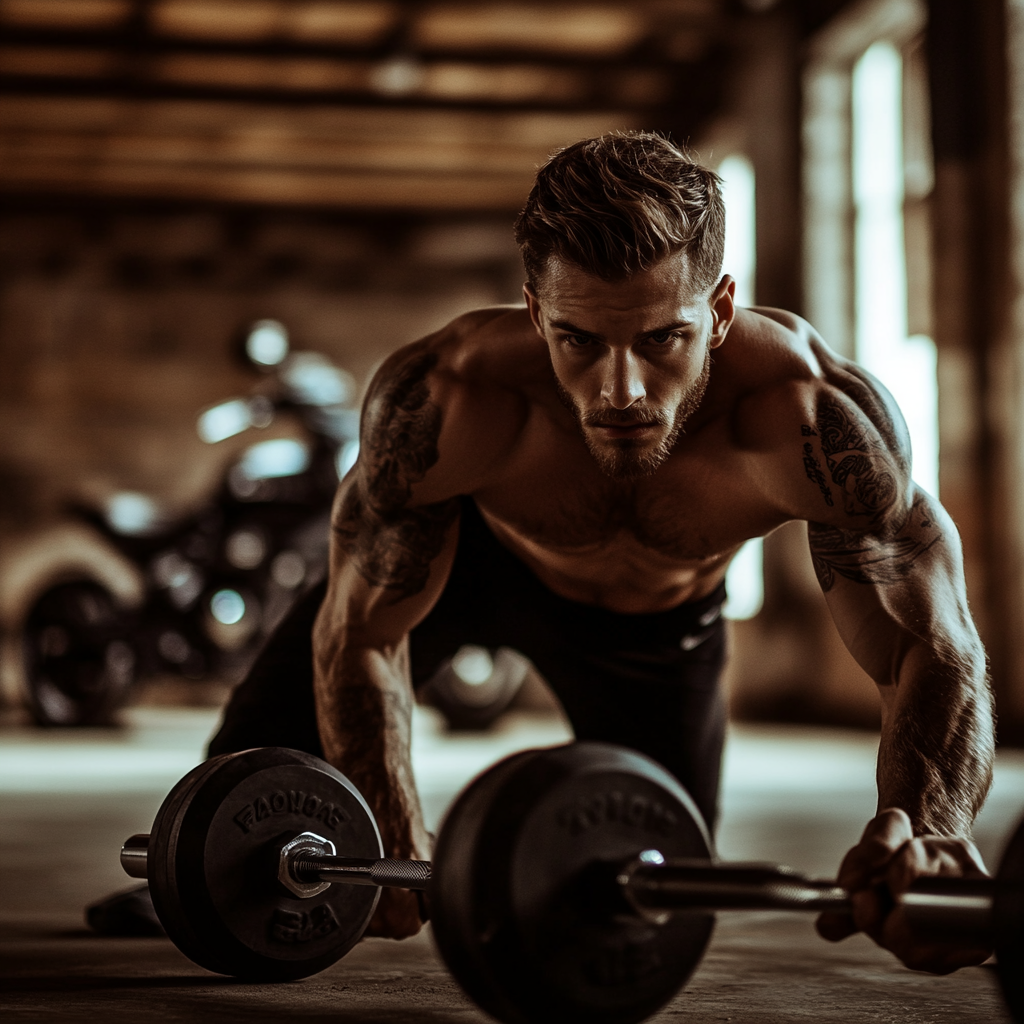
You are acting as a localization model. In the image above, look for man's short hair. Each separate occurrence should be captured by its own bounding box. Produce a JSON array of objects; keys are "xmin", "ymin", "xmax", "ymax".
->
[{"xmin": 515, "ymin": 131, "xmax": 726, "ymax": 294}]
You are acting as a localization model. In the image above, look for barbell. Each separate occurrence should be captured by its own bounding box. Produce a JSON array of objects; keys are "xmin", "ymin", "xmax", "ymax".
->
[{"xmin": 118, "ymin": 743, "xmax": 1024, "ymax": 1024}]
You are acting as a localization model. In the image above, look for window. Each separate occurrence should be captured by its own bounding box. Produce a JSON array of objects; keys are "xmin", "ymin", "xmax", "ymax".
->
[{"xmin": 718, "ymin": 153, "xmax": 764, "ymax": 620}]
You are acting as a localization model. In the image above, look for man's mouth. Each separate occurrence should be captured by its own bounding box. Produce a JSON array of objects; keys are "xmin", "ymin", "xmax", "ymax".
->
[{"xmin": 589, "ymin": 421, "xmax": 660, "ymax": 440}]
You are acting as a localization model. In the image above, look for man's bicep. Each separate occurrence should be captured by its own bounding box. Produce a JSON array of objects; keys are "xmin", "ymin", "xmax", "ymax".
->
[
  {"xmin": 322, "ymin": 498, "xmax": 460, "ymax": 649},
  {"xmin": 337, "ymin": 342, "xmax": 460, "ymax": 597},
  {"xmin": 317, "ymin": 341, "xmax": 464, "ymax": 652},
  {"xmin": 807, "ymin": 489, "xmax": 943, "ymax": 594},
  {"xmin": 333, "ymin": 484, "xmax": 460, "ymax": 603}
]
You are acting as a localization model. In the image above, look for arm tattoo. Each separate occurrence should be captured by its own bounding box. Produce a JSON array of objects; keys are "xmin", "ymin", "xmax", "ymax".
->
[
  {"xmin": 812, "ymin": 394, "xmax": 898, "ymax": 522},
  {"xmin": 835, "ymin": 365, "xmax": 910, "ymax": 477},
  {"xmin": 800, "ymin": 425, "xmax": 833, "ymax": 506},
  {"xmin": 808, "ymin": 495, "xmax": 941, "ymax": 592},
  {"xmin": 802, "ymin": 386, "xmax": 940, "ymax": 592},
  {"xmin": 333, "ymin": 351, "xmax": 458, "ymax": 598}
]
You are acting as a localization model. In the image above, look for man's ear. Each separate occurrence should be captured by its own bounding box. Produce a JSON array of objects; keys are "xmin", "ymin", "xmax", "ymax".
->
[
  {"xmin": 708, "ymin": 275, "xmax": 737, "ymax": 349},
  {"xmin": 524, "ymin": 282, "xmax": 545, "ymax": 337}
]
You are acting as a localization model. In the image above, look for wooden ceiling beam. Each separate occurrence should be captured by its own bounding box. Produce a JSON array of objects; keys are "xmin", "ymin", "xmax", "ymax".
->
[
  {"xmin": 0, "ymin": 24, "xmax": 713, "ymax": 70},
  {"xmin": 0, "ymin": 93, "xmax": 640, "ymax": 209},
  {"xmin": 0, "ymin": 72, "xmax": 672, "ymax": 113}
]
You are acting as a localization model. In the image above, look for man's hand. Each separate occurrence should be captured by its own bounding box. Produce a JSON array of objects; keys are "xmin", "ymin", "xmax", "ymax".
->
[{"xmin": 815, "ymin": 808, "xmax": 992, "ymax": 973}]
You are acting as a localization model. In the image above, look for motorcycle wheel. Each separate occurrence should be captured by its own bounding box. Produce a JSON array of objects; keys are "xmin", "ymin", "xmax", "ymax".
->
[
  {"xmin": 22, "ymin": 581, "xmax": 136, "ymax": 727},
  {"xmin": 421, "ymin": 645, "xmax": 529, "ymax": 731}
]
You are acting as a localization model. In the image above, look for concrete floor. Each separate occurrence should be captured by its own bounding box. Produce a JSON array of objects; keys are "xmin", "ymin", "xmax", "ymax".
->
[{"xmin": 1, "ymin": 706, "xmax": 1021, "ymax": 1023}]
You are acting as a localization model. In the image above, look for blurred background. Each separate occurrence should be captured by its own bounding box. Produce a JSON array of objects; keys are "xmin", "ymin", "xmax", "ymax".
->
[
  {"xmin": 6, "ymin": 8, "xmax": 1024, "ymax": 1017},
  {"xmin": 0, "ymin": 0, "xmax": 1020, "ymax": 744}
]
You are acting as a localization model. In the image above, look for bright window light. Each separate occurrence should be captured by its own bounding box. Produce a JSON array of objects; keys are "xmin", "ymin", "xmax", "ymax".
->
[
  {"xmin": 725, "ymin": 537, "xmax": 764, "ymax": 621},
  {"xmin": 852, "ymin": 41, "xmax": 938, "ymax": 496},
  {"xmin": 718, "ymin": 153, "xmax": 763, "ymax": 620},
  {"xmin": 718, "ymin": 154, "xmax": 757, "ymax": 307}
]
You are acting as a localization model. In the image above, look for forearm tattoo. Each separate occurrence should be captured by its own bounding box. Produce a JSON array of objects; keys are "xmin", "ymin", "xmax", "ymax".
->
[
  {"xmin": 333, "ymin": 351, "xmax": 458, "ymax": 598},
  {"xmin": 802, "ymin": 386, "xmax": 940, "ymax": 591}
]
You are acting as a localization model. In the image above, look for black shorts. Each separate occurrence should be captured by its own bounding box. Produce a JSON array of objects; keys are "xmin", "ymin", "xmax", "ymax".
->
[{"xmin": 208, "ymin": 497, "xmax": 728, "ymax": 829}]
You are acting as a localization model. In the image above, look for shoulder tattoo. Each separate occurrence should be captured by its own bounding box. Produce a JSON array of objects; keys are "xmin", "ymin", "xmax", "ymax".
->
[
  {"xmin": 800, "ymin": 383, "xmax": 941, "ymax": 591},
  {"xmin": 333, "ymin": 351, "xmax": 458, "ymax": 598},
  {"xmin": 801, "ymin": 393, "xmax": 898, "ymax": 524}
]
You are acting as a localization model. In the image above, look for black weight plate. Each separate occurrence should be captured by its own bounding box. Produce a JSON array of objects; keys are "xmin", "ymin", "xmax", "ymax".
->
[
  {"xmin": 149, "ymin": 747, "xmax": 382, "ymax": 980},
  {"xmin": 432, "ymin": 742, "xmax": 716, "ymax": 1024},
  {"xmin": 995, "ymin": 813, "xmax": 1024, "ymax": 1023}
]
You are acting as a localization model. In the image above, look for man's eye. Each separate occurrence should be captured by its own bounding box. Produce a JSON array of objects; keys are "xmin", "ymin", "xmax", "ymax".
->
[
  {"xmin": 563, "ymin": 335, "xmax": 592, "ymax": 346},
  {"xmin": 648, "ymin": 332, "xmax": 680, "ymax": 345}
]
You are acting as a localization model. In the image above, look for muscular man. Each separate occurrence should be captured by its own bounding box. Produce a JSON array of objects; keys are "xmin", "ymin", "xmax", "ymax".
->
[{"xmin": 206, "ymin": 132, "xmax": 993, "ymax": 973}]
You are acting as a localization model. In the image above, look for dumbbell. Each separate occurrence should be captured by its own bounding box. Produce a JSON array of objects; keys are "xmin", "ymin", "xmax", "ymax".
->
[{"xmin": 119, "ymin": 743, "xmax": 1024, "ymax": 1024}]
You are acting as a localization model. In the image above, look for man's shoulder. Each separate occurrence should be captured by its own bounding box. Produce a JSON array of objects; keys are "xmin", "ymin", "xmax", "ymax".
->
[
  {"xmin": 726, "ymin": 306, "xmax": 824, "ymax": 380},
  {"xmin": 359, "ymin": 306, "xmax": 545, "ymax": 499},
  {"xmin": 719, "ymin": 308, "xmax": 827, "ymax": 438},
  {"xmin": 725, "ymin": 309, "xmax": 910, "ymax": 462},
  {"xmin": 373, "ymin": 305, "xmax": 544, "ymax": 394},
  {"xmin": 722, "ymin": 308, "xmax": 913, "ymax": 526},
  {"xmin": 437, "ymin": 305, "xmax": 548, "ymax": 385}
]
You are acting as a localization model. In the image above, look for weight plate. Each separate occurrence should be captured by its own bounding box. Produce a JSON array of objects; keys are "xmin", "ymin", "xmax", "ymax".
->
[
  {"xmin": 431, "ymin": 742, "xmax": 715, "ymax": 1024},
  {"xmin": 148, "ymin": 747, "xmax": 382, "ymax": 980},
  {"xmin": 996, "ymin": 813, "xmax": 1024, "ymax": 1022}
]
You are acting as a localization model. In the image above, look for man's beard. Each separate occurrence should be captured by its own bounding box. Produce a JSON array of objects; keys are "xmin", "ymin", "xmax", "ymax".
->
[{"xmin": 554, "ymin": 350, "xmax": 712, "ymax": 481}]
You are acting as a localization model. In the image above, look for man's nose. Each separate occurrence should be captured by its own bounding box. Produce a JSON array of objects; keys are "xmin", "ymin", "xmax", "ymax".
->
[{"xmin": 600, "ymin": 350, "xmax": 646, "ymax": 409}]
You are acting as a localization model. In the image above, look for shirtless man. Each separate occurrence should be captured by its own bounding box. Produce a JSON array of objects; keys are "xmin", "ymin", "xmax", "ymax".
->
[{"xmin": 204, "ymin": 132, "xmax": 994, "ymax": 975}]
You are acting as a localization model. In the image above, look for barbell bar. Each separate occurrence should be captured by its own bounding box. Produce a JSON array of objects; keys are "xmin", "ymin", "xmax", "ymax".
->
[
  {"xmin": 121, "ymin": 827, "xmax": 994, "ymax": 939},
  {"xmin": 115, "ymin": 743, "xmax": 1023, "ymax": 1024}
]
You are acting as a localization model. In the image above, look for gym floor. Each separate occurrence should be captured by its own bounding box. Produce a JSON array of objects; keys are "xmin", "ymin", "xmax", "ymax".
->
[{"xmin": 1, "ymin": 705, "xmax": 1020, "ymax": 1023}]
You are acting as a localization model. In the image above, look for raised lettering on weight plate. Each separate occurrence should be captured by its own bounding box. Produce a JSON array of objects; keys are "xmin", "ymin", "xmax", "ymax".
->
[
  {"xmin": 231, "ymin": 791, "xmax": 351, "ymax": 834},
  {"xmin": 270, "ymin": 904, "xmax": 340, "ymax": 944},
  {"xmin": 556, "ymin": 791, "xmax": 679, "ymax": 837}
]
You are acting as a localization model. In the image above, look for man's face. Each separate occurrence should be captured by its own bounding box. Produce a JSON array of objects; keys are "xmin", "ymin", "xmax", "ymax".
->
[{"xmin": 526, "ymin": 254, "xmax": 735, "ymax": 481}]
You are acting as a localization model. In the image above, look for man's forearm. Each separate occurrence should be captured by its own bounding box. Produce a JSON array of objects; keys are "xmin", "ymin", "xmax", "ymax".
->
[
  {"xmin": 877, "ymin": 646, "xmax": 995, "ymax": 837},
  {"xmin": 313, "ymin": 637, "xmax": 429, "ymax": 859}
]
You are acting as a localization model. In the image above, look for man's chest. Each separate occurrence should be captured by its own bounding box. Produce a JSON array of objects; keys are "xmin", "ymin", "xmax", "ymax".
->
[{"xmin": 474, "ymin": 430, "xmax": 783, "ymax": 562}]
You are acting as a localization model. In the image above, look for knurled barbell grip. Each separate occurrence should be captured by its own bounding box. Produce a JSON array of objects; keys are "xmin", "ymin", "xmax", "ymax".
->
[{"xmin": 291, "ymin": 855, "xmax": 432, "ymax": 891}]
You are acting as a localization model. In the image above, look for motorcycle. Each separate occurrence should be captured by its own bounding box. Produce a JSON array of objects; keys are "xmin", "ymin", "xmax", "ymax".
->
[
  {"xmin": 20, "ymin": 321, "xmax": 359, "ymax": 726},
  {"xmin": 18, "ymin": 319, "xmax": 525, "ymax": 731}
]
